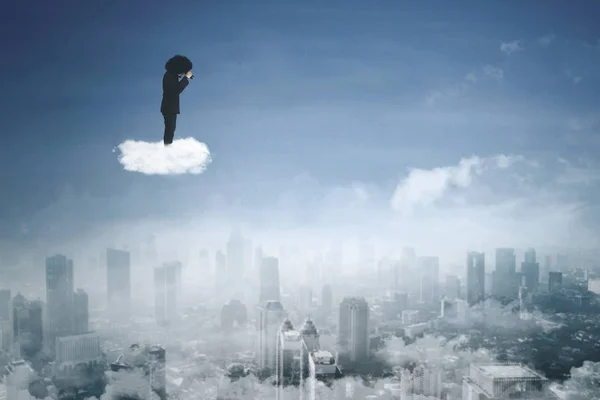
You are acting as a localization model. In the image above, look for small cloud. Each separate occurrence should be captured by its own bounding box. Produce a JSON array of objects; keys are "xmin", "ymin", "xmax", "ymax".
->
[
  {"xmin": 464, "ymin": 72, "xmax": 478, "ymax": 84},
  {"xmin": 116, "ymin": 137, "xmax": 212, "ymax": 175},
  {"xmin": 483, "ymin": 65, "xmax": 504, "ymax": 81},
  {"xmin": 565, "ymin": 69, "xmax": 583, "ymax": 84},
  {"xmin": 538, "ymin": 34, "xmax": 556, "ymax": 47},
  {"xmin": 500, "ymin": 40, "xmax": 523, "ymax": 55}
]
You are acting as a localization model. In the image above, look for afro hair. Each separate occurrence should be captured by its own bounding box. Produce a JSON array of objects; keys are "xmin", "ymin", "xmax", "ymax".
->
[{"xmin": 165, "ymin": 55, "xmax": 193, "ymax": 75}]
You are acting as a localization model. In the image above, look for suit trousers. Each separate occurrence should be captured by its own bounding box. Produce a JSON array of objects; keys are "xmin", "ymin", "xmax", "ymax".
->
[{"xmin": 163, "ymin": 114, "xmax": 177, "ymax": 145}]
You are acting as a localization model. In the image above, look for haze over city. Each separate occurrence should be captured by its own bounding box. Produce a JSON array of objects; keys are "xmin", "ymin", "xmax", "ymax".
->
[{"xmin": 1, "ymin": 1, "xmax": 600, "ymax": 399}]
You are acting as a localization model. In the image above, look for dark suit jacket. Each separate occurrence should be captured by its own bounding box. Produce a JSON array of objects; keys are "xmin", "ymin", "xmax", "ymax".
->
[{"xmin": 160, "ymin": 72, "xmax": 189, "ymax": 115}]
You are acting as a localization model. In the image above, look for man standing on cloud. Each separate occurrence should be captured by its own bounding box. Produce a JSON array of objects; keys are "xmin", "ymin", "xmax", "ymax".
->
[{"xmin": 161, "ymin": 55, "xmax": 194, "ymax": 146}]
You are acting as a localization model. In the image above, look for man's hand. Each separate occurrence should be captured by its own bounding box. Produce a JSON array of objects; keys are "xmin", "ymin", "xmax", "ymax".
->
[{"xmin": 185, "ymin": 71, "xmax": 193, "ymax": 79}]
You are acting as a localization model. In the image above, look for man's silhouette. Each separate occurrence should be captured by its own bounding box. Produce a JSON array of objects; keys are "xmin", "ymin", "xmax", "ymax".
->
[{"xmin": 161, "ymin": 55, "xmax": 193, "ymax": 146}]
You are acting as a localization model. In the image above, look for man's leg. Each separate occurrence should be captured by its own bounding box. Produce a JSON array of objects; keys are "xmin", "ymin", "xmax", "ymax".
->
[{"xmin": 163, "ymin": 114, "xmax": 177, "ymax": 145}]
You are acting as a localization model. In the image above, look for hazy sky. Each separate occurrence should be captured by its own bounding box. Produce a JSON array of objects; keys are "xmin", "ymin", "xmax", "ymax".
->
[{"xmin": 1, "ymin": 0, "xmax": 599, "ymax": 251}]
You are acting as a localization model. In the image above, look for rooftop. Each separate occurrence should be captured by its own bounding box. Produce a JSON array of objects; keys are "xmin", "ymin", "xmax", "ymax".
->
[
  {"xmin": 475, "ymin": 364, "xmax": 543, "ymax": 379},
  {"xmin": 312, "ymin": 350, "xmax": 335, "ymax": 365}
]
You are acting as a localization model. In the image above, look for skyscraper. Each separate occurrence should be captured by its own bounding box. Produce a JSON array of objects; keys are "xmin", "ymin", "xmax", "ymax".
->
[
  {"xmin": 106, "ymin": 248, "xmax": 131, "ymax": 319},
  {"xmin": 12, "ymin": 294, "xmax": 43, "ymax": 359},
  {"xmin": 259, "ymin": 257, "xmax": 281, "ymax": 303},
  {"xmin": 154, "ymin": 262, "xmax": 182, "ymax": 326},
  {"xmin": 73, "ymin": 289, "xmax": 89, "ymax": 334},
  {"xmin": 417, "ymin": 256, "xmax": 440, "ymax": 304},
  {"xmin": 549, "ymin": 272, "xmax": 563, "ymax": 293},
  {"xmin": 321, "ymin": 285, "xmax": 333, "ymax": 315},
  {"xmin": 226, "ymin": 229, "xmax": 245, "ymax": 277},
  {"xmin": 338, "ymin": 297, "xmax": 369, "ymax": 366},
  {"xmin": 492, "ymin": 248, "xmax": 517, "ymax": 298},
  {"xmin": 46, "ymin": 255, "xmax": 74, "ymax": 355},
  {"xmin": 257, "ymin": 300, "xmax": 286, "ymax": 372},
  {"xmin": 467, "ymin": 252, "xmax": 485, "ymax": 306},
  {"xmin": 521, "ymin": 248, "xmax": 540, "ymax": 293},
  {"xmin": 215, "ymin": 250, "xmax": 227, "ymax": 290}
]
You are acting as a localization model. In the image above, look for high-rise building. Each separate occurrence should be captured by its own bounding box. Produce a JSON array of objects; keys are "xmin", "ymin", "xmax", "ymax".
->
[
  {"xmin": 154, "ymin": 262, "xmax": 182, "ymax": 325},
  {"xmin": 399, "ymin": 364, "xmax": 442, "ymax": 399},
  {"xmin": 338, "ymin": 297, "xmax": 369, "ymax": 366},
  {"xmin": 467, "ymin": 252, "xmax": 485, "ymax": 306},
  {"xmin": 73, "ymin": 289, "xmax": 89, "ymax": 334},
  {"xmin": 521, "ymin": 248, "xmax": 540, "ymax": 293},
  {"xmin": 275, "ymin": 319, "xmax": 305, "ymax": 396},
  {"xmin": 106, "ymin": 248, "xmax": 131, "ymax": 319},
  {"xmin": 226, "ymin": 229, "xmax": 245, "ymax": 277},
  {"xmin": 462, "ymin": 364, "xmax": 548, "ymax": 399},
  {"xmin": 445, "ymin": 274, "xmax": 461, "ymax": 299},
  {"xmin": 299, "ymin": 285, "xmax": 313, "ymax": 312},
  {"xmin": 54, "ymin": 332, "xmax": 101, "ymax": 371},
  {"xmin": 300, "ymin": 318, "xmax": 320, "ymax": 352},
  {"xmin": 259, "ymin": 257, "xmax": 281, "ymax": 303},
  {"xmin": 12, "ymin": 295, "xmax": 43, "ymax": 359},
  {"xmin": 417, "ymin": 256, "xmax": 440, "ymax": 304},
  {"xmin": 46, "ymin": 255, "xmax": 74, "ymax": 355},
  {"xmin": 199, "ymin": 249, "xmax": 210, "ymax": 274},
  {"xmin": 549, "ymin": 272, "xmax": 563, "ymax": 293},
  {"xmin": 492, "ymin": 248, "xmax": 517, "ymax": 299},
  {"xmin": 306, "ymin": 350, "xmax": 342, "ymax": 400},
  {"xmin": 257, "ymin": 300, "xmax": 286, "ymax": 372},
  {"xmin": 321, "ymin": 285, "xmax": 333, "ymax": 315}
]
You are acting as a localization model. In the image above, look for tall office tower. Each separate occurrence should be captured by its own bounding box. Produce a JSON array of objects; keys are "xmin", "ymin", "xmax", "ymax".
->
[
  {"xmin": 462, "ymin": 364, "xmax": 548, "ymax": 399},
  {"xmin": 492, "ymin": 248, "xmax": 517, "ymax": 298},
  {"xmin": 299, "ymin": 285, "xmax": 313, "ymax": 312},
  {"xmin": 215, "ymin": 250, "xmax": 227, "ymax": 290},
  {"xmin": 0, "ymin": 289, "xmax": 11, "ymax": 321},
  {"xmin": 12, "ymin": 294, "xmax": 43, "ymax": 359},
  {"xmin": 321, "ymin": 285, "xmax": 333, "ymax": 315},
  {"xmin": 401, "ymin": 247, "xmax": 418, "ymax": 295},
  {"xmin": 338, "ymin": 297, "xmax": 369, "ymax": 366},
  {"xmin": 199, "ymin": 249, "xmax": 210, "ymax": 274},
  {"xmin": 549, "ymin": 272, "xmax": 563, "ymax": 293},
  {"xmin": 467, "ymin": 252, "xmax": 485, "ymax": 306},
  {"xmin": 54, "ymin": 332, "xmax": 102, "ymax": 373},
  {"xmin": 257, "ymin": 300, "xmax": 286, "ymax": 372},
  {"xmin": 521, "ymin": 248, "xmax": 540, "ymax": 293},
  {"xmin": 417, "ymin": 256, "xmax": 440, "ymax": 304},
  {"xmin": 46, "ymin": 255, "xmax": 75, "ymax": 355},
  {"xmin": 226, "ymin": 229, "xmax": 245, "ymax": 277},
  {"xmin": 73, "ymin": 289, "xmax": 89, "ymax": 334},
  {"xmin": 275, "ymin": 319, "xmax": 305, "ymax": 398},
  {"xmin": 399, "ymin": 364, "xmax": 442, "ymax": 399},
  {"xmin": 106, "ymin": 248, "xmax": 131, "ymax": 319},
  {"xmin": 154, "ymin": 262, "xmax": 182, "ymax": 326},
  {"xmin": 306, "ymin": 350, "xmax": 342, "ymax": 400},
  {"xmin": 444, "ymin": 274, "xmax": 461, "ymax": 299},
  {"xmin": 254, "ymin": 246, "xmax": 264, "ymax": 271},
  {"xmin": 259, "ymin": 257, "xmax": 281, "ymax": 303},
  {"xmin": 300, "ymin": 318, "xmax": 320, "ymax": 352}
]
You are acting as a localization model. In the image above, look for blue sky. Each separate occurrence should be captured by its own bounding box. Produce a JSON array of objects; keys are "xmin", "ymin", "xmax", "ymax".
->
[{"xmin": 1, "ymin": 0, "xmax": 600, "ymax": 252}]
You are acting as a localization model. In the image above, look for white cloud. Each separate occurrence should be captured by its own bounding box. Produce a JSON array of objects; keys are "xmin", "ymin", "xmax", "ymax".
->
[
  {"xmin": 538, "ymin": 34, "xmax": 556, "ymax": 47},
  {"xmin": 500, "ymin": 40, "xmax": 523, "ymax": 55},
  {"xmin": 390, "ymin": 154, "xmax": 521, "ymax": 213},
  {"xmin": 483, "ymin": 65, "xmax": 504, "ymax": 81},
  {"xmin": 116, "ymin": 138, "xmax": 211, "ymax": 175},
  {"xmin": 464, "ymin": 72, "xmax": 478, "ymax": 84}
]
